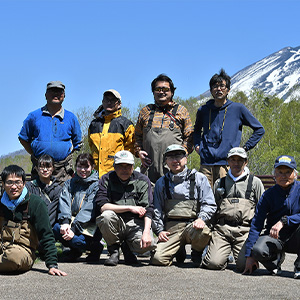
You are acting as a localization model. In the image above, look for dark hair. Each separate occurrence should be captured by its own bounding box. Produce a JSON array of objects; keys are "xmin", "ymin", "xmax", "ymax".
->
[
  {"xmin": 38, "ymin": 154, "xmax": 54, "ymax": 169},
  {"xmin": 151, "ymin": 74, "xmax": 176, "ymax": 95},
  {"xmin": 75, "ymin": 153, "xmax": 95, "ymax": 168},
  {"xmin": 209, "ymin": 68, "xmax": 231, "ymax": 90},
  {"xmin": 1, "ymin": 165, "xmax": 26, "ymax": 183}
]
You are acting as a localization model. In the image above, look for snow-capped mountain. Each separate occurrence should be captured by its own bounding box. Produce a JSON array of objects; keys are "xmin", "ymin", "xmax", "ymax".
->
[{"xmin": 202, "ymin": 46, "xmax": 300, "ymax": 102}]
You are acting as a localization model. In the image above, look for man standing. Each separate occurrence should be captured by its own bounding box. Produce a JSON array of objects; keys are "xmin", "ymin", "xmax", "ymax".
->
[
  {"xmin": 243, "ymin": 155, "xmax": 300, "ymax": 279},
  {"xmin": 94, "ymin": 150, "xmax": 156, "ymax": 266},
  {"xmin": 135, "ymin": 74, "xmax": 194, "ymax": 183},
  {"xmin": 151, "ymin": 144, "xmax": 216, "ymax": 267},
  {"xmin": 0, "ymin": 165, "xmax": 66, "ymax": 276},
  {"xmin": 202, "ymin": 147, "xmax": 264, "ymax": 272},
  {"xmin": 19, "ymin": 81, "xmax": 82, "ymax": 184},
  {"xmin": 194, "ymin": 69, "xmax": 265, "ymax": 187},
  {"xmin": 88, "ymin": 89, "xmax": 135, "ymax": 178}
]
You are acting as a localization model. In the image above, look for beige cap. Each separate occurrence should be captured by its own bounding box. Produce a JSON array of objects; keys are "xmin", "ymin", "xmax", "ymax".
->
[{"xmin": 103, "ymin": 89, "xmax": 121, "ymax": 101}]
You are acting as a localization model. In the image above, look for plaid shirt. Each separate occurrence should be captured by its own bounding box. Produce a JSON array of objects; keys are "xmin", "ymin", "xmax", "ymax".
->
[{"xmin": 134, "ymin": 101, "xmax": 194, "ymax": 156}]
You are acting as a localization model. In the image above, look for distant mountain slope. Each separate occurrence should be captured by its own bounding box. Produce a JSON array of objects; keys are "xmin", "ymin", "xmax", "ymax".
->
[{"xmin": 201, "ymin": 46, "xmax": 300, "ymax": 102}]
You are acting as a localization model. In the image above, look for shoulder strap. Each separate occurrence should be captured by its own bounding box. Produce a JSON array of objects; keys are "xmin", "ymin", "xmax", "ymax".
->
[
  {"xmin": 146, "ymin": 104, "xmax": 156, "ymax": 129},
  {"xmin": 187, "ymin": 169, "xmax": 196, "ymax": 200},
  {"xmin": 220, "ymin": 176, "xmax": 227, "ymax": 198},
  {"xmin": 245, "ymin": 174, "xmax": 254, "ymax": 200},
  {"xmin": 164, "ymin": 176, "xmax": 172, "ymax": 199}
]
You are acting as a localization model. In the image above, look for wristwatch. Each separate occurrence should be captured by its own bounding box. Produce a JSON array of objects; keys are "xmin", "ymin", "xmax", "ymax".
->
[{"xmin": 280, "ymin": 215, "xmax": 288, "ymax": 225}]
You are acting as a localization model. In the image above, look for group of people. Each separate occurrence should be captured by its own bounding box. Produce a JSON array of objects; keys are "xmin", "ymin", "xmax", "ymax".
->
[{"xmin": 0, "ymin": 70, "xmax": 299, "ymax": 280}]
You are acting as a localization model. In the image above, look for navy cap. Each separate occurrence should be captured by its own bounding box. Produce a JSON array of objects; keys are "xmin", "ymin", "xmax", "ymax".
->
[{"xmin": 274, "ymin": 155, "xmax": 297, "ymax": 170}]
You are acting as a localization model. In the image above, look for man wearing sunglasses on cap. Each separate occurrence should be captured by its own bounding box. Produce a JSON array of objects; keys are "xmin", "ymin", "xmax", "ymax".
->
[
  {"xmin": 135, "ymin": 74, "xmax": 193, "ymax": 184},
  {"xmin": 243, "ymin": 155, "xmax": 300, "ymax": 279},
  {"xmin": 88, "ymin": 89, "xmax": 135, "ymax": 178}
]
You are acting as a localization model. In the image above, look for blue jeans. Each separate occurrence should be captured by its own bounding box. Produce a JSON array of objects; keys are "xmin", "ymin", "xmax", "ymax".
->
[{"xmin": 53, "ymin": 223, "xmax": 101, "ymax": 252}]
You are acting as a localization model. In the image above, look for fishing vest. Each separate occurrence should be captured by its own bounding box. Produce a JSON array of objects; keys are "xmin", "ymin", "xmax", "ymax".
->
[
  {"xmin": 0, "ymin": 201, "xmax": 39, "ymax": 250},
  {"xmin": 164, "ymin": 170, "xmax": 198, "ymax": 220},
  {"xmin": 216, "ymin": 174, "xmax": 256, "ymax": 227}
]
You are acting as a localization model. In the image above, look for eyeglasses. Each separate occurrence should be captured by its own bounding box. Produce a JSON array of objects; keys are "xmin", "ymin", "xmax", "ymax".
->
[
  {"xmin": 38, "ymin": 166, "xmax": 53, "ymax": 170},
  {"xmin": 212, "ymin": 84, "xmax": 227, "ymax": 90},
  {"xmin": 5, "ymin": 180, "xmax": 24, "ymax": 187},
  {"xmin": 154, "ymin": 87, "xmax": 171, "ymax": 93},
  {"xmin": 166, "ymin": 154, "xmax": 186, "ymax": 161}
]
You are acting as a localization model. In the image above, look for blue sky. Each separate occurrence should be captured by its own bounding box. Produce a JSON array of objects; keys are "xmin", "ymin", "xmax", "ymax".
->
[{"xmin": 0, "ymin": 0, "xmax": 299, "ymax": 156}]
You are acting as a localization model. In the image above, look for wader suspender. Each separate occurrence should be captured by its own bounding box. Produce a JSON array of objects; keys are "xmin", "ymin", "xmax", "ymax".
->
[
  {"xmin": 146, "ymin": 104, "xmax": 182, "ymax": 130},
  {"xmin": 164, "ymin": 169, "xmax": 196, "ymax": 201},
  {"xmin": 220, "ymin": 174, "xmax": 254, "ymax": 199}
]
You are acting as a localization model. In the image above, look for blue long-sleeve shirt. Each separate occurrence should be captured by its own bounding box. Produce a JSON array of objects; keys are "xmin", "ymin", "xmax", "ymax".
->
[
  {"xmin": 193, "ymin": 99, "xmax": 265, "ymax": 165},
  {"xmin": 245, "ymin": 180, "xmax": 300, "ymax": 257},
  {"xmin": 19, "ymin": 106, "xmax": 82, "ymax": 161}
]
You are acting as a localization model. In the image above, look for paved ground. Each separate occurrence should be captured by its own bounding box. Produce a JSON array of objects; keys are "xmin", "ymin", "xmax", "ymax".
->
[{"xmin": 0, "ymin": 249, "xmax": 299, "ymax": 300}]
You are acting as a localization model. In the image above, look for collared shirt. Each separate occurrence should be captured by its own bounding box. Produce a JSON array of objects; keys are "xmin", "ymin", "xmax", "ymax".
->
[{"xmin": 19, "ymin": 105, "xmax": 82, "ymax": 161}]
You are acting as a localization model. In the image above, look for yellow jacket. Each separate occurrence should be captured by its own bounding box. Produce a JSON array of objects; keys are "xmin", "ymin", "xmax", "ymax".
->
[{"xmin": 88, "ymin": 107, "xmax": 135, "ymax": 178}]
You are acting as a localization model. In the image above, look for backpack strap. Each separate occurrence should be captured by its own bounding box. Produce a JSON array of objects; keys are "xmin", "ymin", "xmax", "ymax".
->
[{"xmin": 245, "ymin": 174, "xmax": 254, "ymax": 200}]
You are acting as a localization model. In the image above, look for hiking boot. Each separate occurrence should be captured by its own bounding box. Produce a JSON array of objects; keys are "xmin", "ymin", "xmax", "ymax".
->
[
  {"xmin": 121, "ymin": 242, "xmax": 138, "ymax": 265},
  {"xmin": 294, "ymin": 268, "xmax": 300, "ymax": 279},
  {"xmin": 104, "ymin": 244, "xmax": 120, "ymax": 266},
  {"xmin": 191, "ymin": 249, "xmax": 203, "ymax": 267},
  {"xmin": 175, "ymin": 244, "xmax": 186, "ymax": 264},
  {"xmin": 86, "ymin": 243, "xmax": 104, "ymax": 263}
]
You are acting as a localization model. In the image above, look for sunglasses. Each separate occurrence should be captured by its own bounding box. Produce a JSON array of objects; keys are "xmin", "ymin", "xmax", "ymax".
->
[{"xmin": 154, "ymin": 87, "xmax": 171, "ymax": 92}]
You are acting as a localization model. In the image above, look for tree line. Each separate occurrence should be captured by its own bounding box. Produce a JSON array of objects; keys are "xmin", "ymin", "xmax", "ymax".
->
[{"xmin": 0, "ymin": 90, "xmax": 299, "ymax": 175}]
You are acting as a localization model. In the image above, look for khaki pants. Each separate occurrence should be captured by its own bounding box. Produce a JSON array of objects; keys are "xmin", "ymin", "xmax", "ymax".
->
[
  {"xmin": 200, "ymin": 165, "xmax": 228, "ymax": 188},
  {"xmin": 0, "ymin": 243, "xmax": 34, "ymax": 273},
  {"xmin": 97, "ymin": 210, "xmax": 156, "ymax": 254},
  {"xmin": 202, "ymin": 224, "xmax": 249, "ymax": 272},
  {"xmin": 151, "ymin": 221, "xmax": 211, "ymax": 266}
]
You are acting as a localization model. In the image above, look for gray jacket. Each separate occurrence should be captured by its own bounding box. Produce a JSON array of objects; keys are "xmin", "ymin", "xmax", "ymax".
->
[
  {"xmin": 58, "ymin": 171, "xmax": 99, "ymax": 234},
  {"xmin": 153, "ymin": 167, "xmax": 216, "ymax": 234}
]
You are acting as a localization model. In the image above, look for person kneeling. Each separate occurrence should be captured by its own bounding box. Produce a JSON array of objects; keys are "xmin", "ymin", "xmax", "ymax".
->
[
  {"xmin": 95, "ymin": 150, "xmax": 156, "ymax": 266},
  {"xmin": 150, "ymin": 144, "xmax": 216, "ymax": 267},
  {"xmin": 202, "ymin": 147, "xmax": 264, "ymax": 272},
  {"xmin": 0, "ymin": 165, "xmax": 66, "ymax": 276}
]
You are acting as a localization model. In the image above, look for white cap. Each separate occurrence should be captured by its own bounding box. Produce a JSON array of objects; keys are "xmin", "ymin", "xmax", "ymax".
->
[
  {"xmin": 114, "ymin": 150, "xmax": 134, "ymax": 165},
  {"xmin": 227, "ymin": 147, "xmax": 247, "ymax": 159}
]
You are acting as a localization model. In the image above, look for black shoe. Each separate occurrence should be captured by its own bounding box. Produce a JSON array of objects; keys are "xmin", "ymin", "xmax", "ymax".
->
[
  {"xmin": 175, "ymin": 245, "xmax": 186, "ymax": 264},
  {"xmin": 86, "ymin": 243, "xmax": 104, "ymax": 262},
  {"xmin": 121, "ymin": 242, "xmax": 138, "ymax": 265},
  {"xmin": 191, "ymin": 249, "xmax": 203, "ymax": 267},
  {"xmin": 104, "ymin": 244, "xmax": 120, "ymax": 266},
  {"xmin": 63, "ymin": 249, "xmax": 82, "ymax": 262}
]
